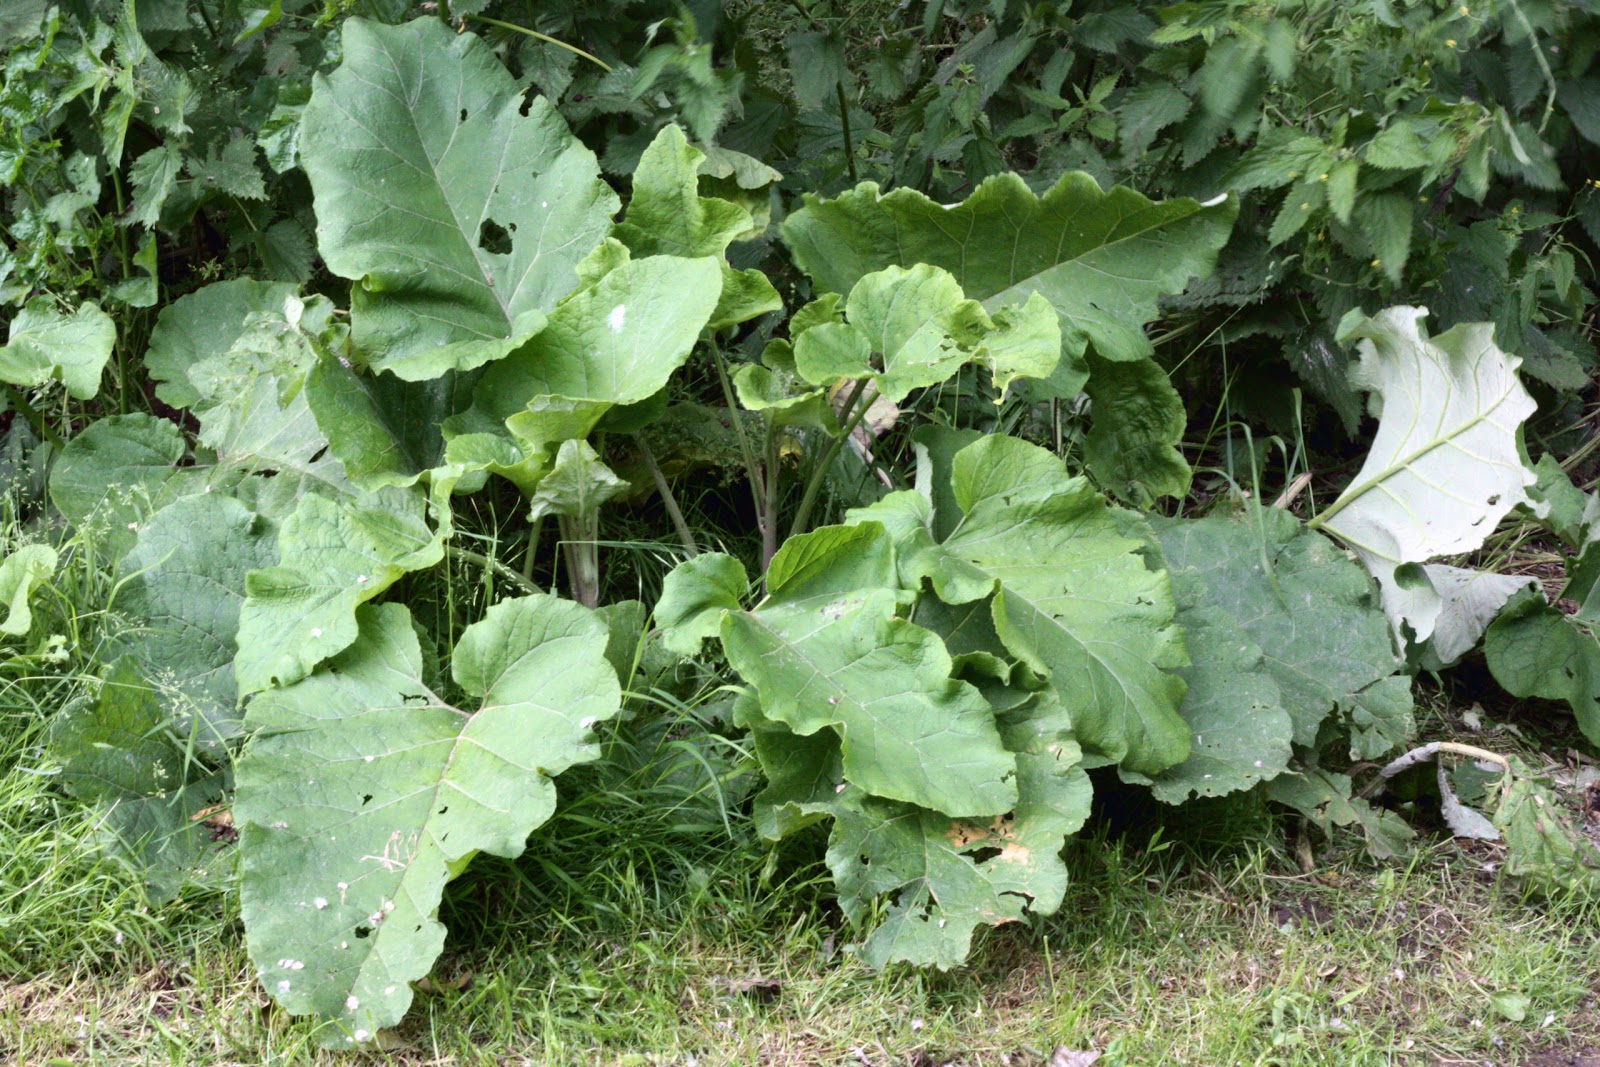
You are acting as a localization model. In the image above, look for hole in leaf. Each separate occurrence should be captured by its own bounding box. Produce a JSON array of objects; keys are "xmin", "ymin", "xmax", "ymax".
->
[
  {"xmin": 307, "ymin": 445, "xmax": 328, "ymax": 465},
  {"xmin": 437, "ymin": 806, "xmax": 449, "ymax": 815},
  {"xmin": 965, "ymin": 846, "xmax": 1004, "ymax": 864},
  {"xmin": 478, "ymin": 218, "xmax": 513, "ymax": 255},
  {"xmin": 361, "ymin": 794, "xmax": 373, "ymax": 806},
  {"xmin": 1487, "ymin": 494, "xmax": 1501, "ymax": 506},
  {"xmin": 355, "ymin": 925, "xmax": 373, "ymax": 939},
  {"xmin": 459, "ymin": 108, "xmax": 468, "ymax": 122}
]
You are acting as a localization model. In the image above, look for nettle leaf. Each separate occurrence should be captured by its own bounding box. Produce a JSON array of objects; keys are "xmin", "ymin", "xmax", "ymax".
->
[
  {"xmin": 0, "ymin": 298, "xmax": 115, "ymax": 399},
  {"xmin": 0, "ymin": 544, "xmax": 56, "ymax": 637},
  {"xmin": 1314, "ymin": 308, "xmax": 1536, "ymax": 645},
  {"xmin": 50, "ymin": 658, "xmax": 231, "ymax": 901},
  {"xmin": 235, "ymin": 489, "xmax": 444, "ymax": 695},
  {"xmin": 793, "ymin": 264, "xmax": 1060, "ymax": 402},
  {"xmin": 111, "ymin": 494, "xmax": 278, "ymax": 744},
  {"xmin": 237, "ymin": 597, "xmax": 620, "ymax": 1044},
  {"xmin": 781, "ymin": 173, "xmax": 1233, "ymax": 499},
  {"xmin": 1486, "ymin": 588, "xmax": 1600, "ymax": 748},
  {"xmin": 301, "ymin": 17, "xmax": 618, "ymax": 371},
  {"xmin": 852, "ymin": 434, "xmax": 1189, "ymax": 776},
  {"xmin": 657, "ymin": 524, "xmax": 1019, "ymax": 817}
]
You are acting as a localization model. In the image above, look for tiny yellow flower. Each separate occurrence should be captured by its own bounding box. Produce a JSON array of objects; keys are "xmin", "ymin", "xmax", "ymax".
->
[
  {"xmin": 1419, "ymin": 196, "xmax": 1428, "ymax": 203},
  {"xmin": 1300, "ymin": 202, "xmax": 1310, "ymax": 210},
  {"xmin": 1288, "ymin": 171, "xmax": 1299, "ymax": 179},
  {"xmin": 1459, "ymin": 4, "xmax": 1469, "ymax": 14},
  {"xmin": 1370, "ymin": 258, "xmax": 1382, "ymax": 267},
  {"xmin": 1319, "ymin": 172, "xmax": 1329, "ymax": 181},
  {"xmin": 1446, "ymin": 38, "xmax": 1457, "ymax": 47}
]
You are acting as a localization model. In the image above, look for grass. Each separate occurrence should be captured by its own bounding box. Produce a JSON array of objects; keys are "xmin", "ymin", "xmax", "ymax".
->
[{"xmin": 4, "ymin": 679, "xmax": 1599, "ymax": 1066}]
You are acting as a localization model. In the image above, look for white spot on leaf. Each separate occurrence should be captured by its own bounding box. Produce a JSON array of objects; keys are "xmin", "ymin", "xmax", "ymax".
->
[{"xmin": 607, "ymin": 305, "xmax": 626, "ymax": 332}]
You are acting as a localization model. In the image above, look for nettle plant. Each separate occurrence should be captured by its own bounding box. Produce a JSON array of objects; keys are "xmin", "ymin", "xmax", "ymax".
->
[{"xmin": 20, "ymin": 16, "xmax": 1597, "ymax": 1047}]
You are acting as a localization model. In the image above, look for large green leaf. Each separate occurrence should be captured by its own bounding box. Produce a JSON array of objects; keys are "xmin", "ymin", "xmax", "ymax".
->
[
  {"xmin": 1150, "ymin": 506, "xmax": 1412, "ymax": 760},
  {"xmin": 50, "ymin": 658, "xmax": 230, "ymax": 901},
  {"xmin": 234, "ymin": 489, "xmax": 443, "ymax": 695},
  {"xmin": 657, "ymin": 524, "xmax": 1018, "ymax": 817},
  {"xmin": 300, "ymin": 18, "xmax": 617, "ymax": 370},
  {"xmin": 448, "ymin": 254, "xmax": 721, "ymax": 475},
  {"xmin": 143, "ymin": 279, "xmax": 316, "ymax": 409},
  {"xmin": 49, "ymin": 415, "xmax": 227, "ymax": 556},
  {"xmin": 782, "ymin": 174, "xmax": 1235, "ymax": 370},
  {"xmin": 111, "ymin": 494, "xmax": 278, "ymax": 743},
  {"xmin": 237, "ymin": 597, "xmax": 619, "ymax": 1043},
  {"xmin": 818, "ymin": 692, "xmax": 1090, "ymax": 969},
  {"xmin": 851, "ymin": 435, "xmax": 1189, "ymax": 776},
  {"xmin": 782, "ymin": 174, "xmax": 1234, "ymax": 498},
  {"xmin": 0, "ymin": 298, "xmax": 115, "ymax": 399},
  {"xmin": 1485, "ymin": 588, "xmax": 1600, "ymax": 747},
  {"xmin": 1313, "ymin": 308, "xmax": 1537, "ymax": 644},
  {"xmin": 791, "ymin": 264, "xmax": 1060, "ymax": 403}
]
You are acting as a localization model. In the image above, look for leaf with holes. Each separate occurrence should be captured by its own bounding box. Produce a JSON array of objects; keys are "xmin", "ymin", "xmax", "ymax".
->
[
  {"xmin": 236, "ymin": 597, "xmax": 619, "ymax": 1045},
  {"xmin": 300, "ymin": 17, "xmax": 616, "ymax": 372}
]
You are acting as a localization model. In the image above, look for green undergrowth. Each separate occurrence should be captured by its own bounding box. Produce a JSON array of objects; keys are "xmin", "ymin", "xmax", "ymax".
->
[{"xmin": 5, "ymin": 687, "xmax": 1597, "ymax": 1067}]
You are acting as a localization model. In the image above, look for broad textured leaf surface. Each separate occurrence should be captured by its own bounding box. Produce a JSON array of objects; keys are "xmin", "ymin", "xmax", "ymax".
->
[
  {"xmin": 1152, "ymin": 506, "xmax": 1411, "ymax": 756},
  {"xmin": 792, "ymin": 265, "xmax": 1059, "ymax": 402},
  {"xmin": 301, "ymin": 18, "xmax": 617, "ymax": 366},
  {"xmin": 1135, "ymin": 605, "xmax": 1292, "ymax": 804},
  {"xmin": 143, "ymin": 280, "xmax": 311, "ymax": 409},
  {"xmin": 0, "ymin": 298, "xmax": 114, "ymax": 399},
  {"xmin": 49, "ymin": 415, "xmax": 227, "ymax": 556},
  {"xmin": 1414, "ymin": 564, "xmax": 1539, "ymax": 670},
  {"xmin": 782, "ymin": 174, "xmax": 1234, "ymax": 496},
  {"xmin": 235, "ymin": 489, "xmax": 443, "ymax": 695},
  {"xmin": 1316, "ymin": 308, "xmax": 1537, "ymax": 644},
  {"xmin": 657, "ymin": 524, "xmax": 1018, "ymax": 817},
  {"xmin": 819, "ymin": 693, "xmax": 1090, "ymax": 968},
  {"xmin": 50, "ymin": 659, "xmax": 230, "ymax": 900},
  {"xmin": 1486, "ymin": 589, "xmax": 1600, "ymax": 747},
  {"xmin": 112, "ymin": 494, "xmax": 278, "ymax": 743},
  {"xmin": 237, "ymin": 598, "xmax": 619, "ymax": 1043},
  {"xmin": 781, "ymin": 174, "xmax": 1235, "ymax": 370},
  {"xmin": 455, "ymin": 255, "xmax": 720, "ymax": 463},
  {"xmin": 852, "ymin": 435, "xmax": 1188, "ymax": 775}
]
